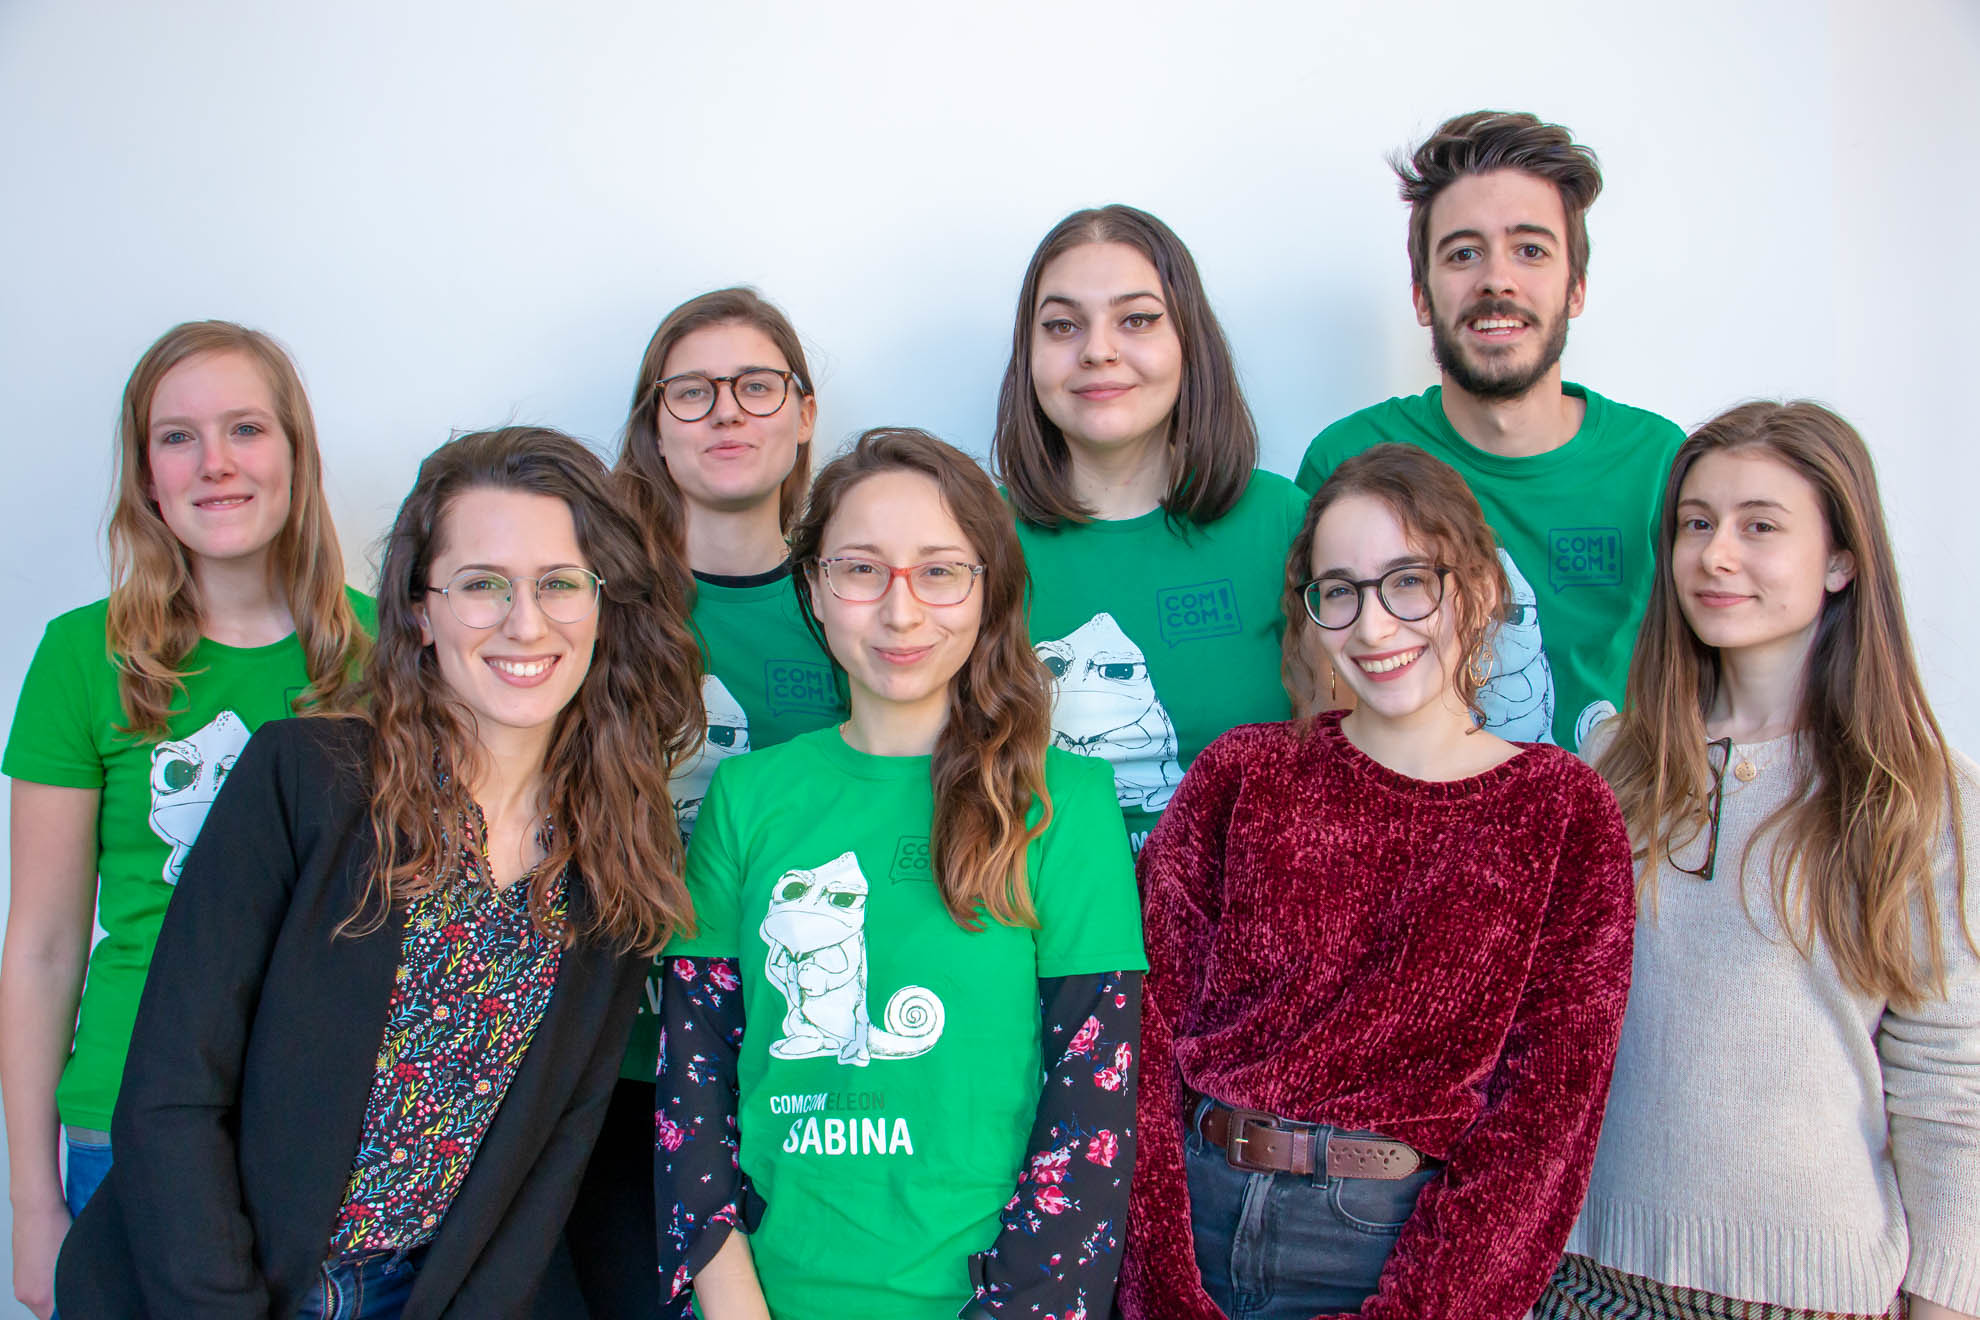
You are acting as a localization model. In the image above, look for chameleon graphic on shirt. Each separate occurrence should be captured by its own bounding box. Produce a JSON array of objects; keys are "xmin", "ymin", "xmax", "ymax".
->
[
  {"xmin": 673, "ymin": 675, "xmax": 751, "ymax": 832},
  {"xmin": 1033, "ymin": 612, "xmax": 1183, "ymax": 813},
  {"xmin": 148, "ymin": 709, "xmax": 251, "ymax": 885},
  {"xmin": 759, "ymin": 851, "xmax": 944, "ymax": 1067},
  {"xmin": 1477, "ymin": 549, "xmax": 1557, "ymax": 744}
]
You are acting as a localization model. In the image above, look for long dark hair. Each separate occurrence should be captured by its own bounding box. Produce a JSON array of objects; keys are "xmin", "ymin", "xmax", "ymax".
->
[
  {"xmin": 789, "ymin": 428, "xmax": 1054, "ymax": 929},
  {"xmin": 614, "ymin": 287, "xmax": 816, "ymax": 568},
  {"xmin": 352, "ymin": 426, "xmax": 704, "ymax": 953},
  {"xmin": 993, "ymin": 205, "xmax": 1257, "ymax": 529},
  {"xmin": 1598, "ymin": 401, "xmax": 1969, "ymax": 1009}
]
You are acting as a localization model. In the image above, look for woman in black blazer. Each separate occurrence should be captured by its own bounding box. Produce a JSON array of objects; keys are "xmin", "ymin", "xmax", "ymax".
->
[{"xmin": 56, "ymin": 426, "xmax": 704, "ymax": 1319}]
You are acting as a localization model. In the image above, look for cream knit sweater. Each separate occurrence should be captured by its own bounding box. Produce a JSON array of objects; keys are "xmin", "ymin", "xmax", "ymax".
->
[{"xmin": 1564, "ymin": 724, "xmax": 1980, "ymax": 1314}]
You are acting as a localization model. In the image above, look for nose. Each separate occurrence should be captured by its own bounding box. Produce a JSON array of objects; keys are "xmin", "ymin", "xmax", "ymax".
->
[
  {"xmin": 1079, "ymin": 321, "xmax": 1119, "ymax": 366},
  {"xmin": 1474, "ymin": 247, "xmax": 1517, "ymax": 297},
  {"xmin": 502, "ymin": 579, "xmax": 552, "ymax": 641},
  {"xmin": 1699, "ymin": 523, "xmax": 1739, "ymax": 574},
  {"xmin": 197, "ymin": 434, "xmax": 239, "ymax": 480},
  {"xmin": 1351, "ymin": 585, "xmax": 1403, "ymax": 645},
  {"xmin": 707, "ymin": 378, "xmax": 746, "ymax": 426},
  {"xmin": 877, "ymin": 572, "xmax": 923, "ymax": 629}
]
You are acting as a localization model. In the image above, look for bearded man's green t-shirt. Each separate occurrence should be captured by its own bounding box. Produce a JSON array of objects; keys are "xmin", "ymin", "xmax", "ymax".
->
[
  {"xmin": 1, "ymin": 590, "xmax": 376, "ymax": 1130},
  {"xmin": 667, "ymin": 729, "xmax": 1145, "ymax": 1319},
  {"xmin": 1296, "ymin": 384, "xmax": 1684, "ymax": 751}
]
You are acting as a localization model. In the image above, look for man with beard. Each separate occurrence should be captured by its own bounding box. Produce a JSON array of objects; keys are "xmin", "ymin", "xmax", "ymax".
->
[{"xmin": 1296, "ymin": 110, "xmax": 1684, "ymax": 750}]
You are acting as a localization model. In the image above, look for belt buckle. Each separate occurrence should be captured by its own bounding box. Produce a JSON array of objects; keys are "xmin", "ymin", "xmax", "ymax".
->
[{"xmin": 1222, "ymin": 1108, "xmax": 1280, "ymax": 1173}]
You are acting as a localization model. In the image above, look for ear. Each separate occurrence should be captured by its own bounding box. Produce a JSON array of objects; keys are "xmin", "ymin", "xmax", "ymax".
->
[
  {"xmin": 1412, "ymin": 282, "xmax": 1433, "ymax": 328},
  {"xmin": 1566, "ymin": 273, "xmax": 1588, "ymax": 320},
  {"xmin": 1825, "ymin": 549, "xmax": 1857, "ymax": 594},
  {"xmin": 796, "ymin": 391, "xmax": 819, "ymax": 449},
  {"xmin": 418, "ymin": 602, "xmax": 435, "ymax": 648}
]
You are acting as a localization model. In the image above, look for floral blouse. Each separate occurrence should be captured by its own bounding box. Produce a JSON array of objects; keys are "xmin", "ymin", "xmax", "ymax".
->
[
  {"xmin": 327, "ymin": 814, "xmax": 569, "ymax": 1258},
  {"xmin": 656, "ymin": 958, "xmax": 1141, "ymax": 1317}
]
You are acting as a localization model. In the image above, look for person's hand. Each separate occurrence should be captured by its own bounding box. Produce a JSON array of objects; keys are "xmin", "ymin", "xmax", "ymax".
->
[
  {"xmin": 11, "ymin": 1197, "xmax": 71, "ymax": 1319},
  {"xmin": 1908, "ymin": 1296, "xmax": 1980, "ymax": 1320}
]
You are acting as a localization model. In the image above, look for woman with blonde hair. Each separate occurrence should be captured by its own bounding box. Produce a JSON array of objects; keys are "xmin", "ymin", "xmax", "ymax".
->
[
  {"xmin": 1, "ymin": 321, "xmax": 371, "ymax": 1318},
  {"xmin": 1537, "ymin": 401, "xmax": 1979, "ymax": 1320},
  {"xmin": 658, "ymin": 428, "xmax": 1145, "ymax": 1319}
]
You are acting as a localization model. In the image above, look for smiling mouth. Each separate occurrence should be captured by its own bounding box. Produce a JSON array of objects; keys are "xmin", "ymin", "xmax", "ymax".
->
[
  {"xmin": 1354, "ymin": 647, "xmax": 1423, "ymax": 676},
  {"xmin": 194, "ymin": 494, "xmax": 253, "ymax": 509},
  {"xmin": 875, "ymin": 646, "xmax": 933, "ymax": 665},
  {"xmin": 1466, "ymin": 316, "xmax": 1528, "ymax": 338},
  {"xmin": 488, "ymin": 656, "xmax": 559, "ymax": 684},
  {"xmin": 1072, "ymin": 383, "xmax": 1133, "ymax": 398}
]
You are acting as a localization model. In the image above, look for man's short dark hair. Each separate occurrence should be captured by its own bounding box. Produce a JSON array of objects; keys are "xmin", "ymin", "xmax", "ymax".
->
[{"xmin": 1397, "ymin": 110, "xmax": 1603, "ymax": 290}]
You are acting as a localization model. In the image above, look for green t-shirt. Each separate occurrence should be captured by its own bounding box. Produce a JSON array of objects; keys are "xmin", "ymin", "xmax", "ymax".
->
[
  {"xmin": 1295, "ymin": 384, "xmax": 1684, "ymax": 751},
  {"xmin": 1, "ymin": 589, "xmax": 377, "ymax": 1130},
  {"xmin": 621, "ymin": 571, "xmax": 847, "ymax": 1082},
  {"xmin": 1014, "ymin": 470, "xmax": 1308, "ymax": 852},
  {"xmin": 668, "ymin": 729, "xmax": 1145, "ymax": 1320}
]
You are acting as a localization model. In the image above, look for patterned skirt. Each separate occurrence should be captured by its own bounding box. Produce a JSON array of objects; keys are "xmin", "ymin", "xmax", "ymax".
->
[{"xmin": 1533, "ymin": 1254, "xmax": 1906, "ymax": 1320}]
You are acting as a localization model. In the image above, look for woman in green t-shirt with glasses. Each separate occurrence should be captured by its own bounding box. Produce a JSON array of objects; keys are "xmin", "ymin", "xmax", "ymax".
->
[
  {"xmin": 0, "ymin": 321, "xmax": 373, "ymax": 1319},
  {"xmin": 659, "ymin": 428, "xmax": 1147, "ymax": 1320}
]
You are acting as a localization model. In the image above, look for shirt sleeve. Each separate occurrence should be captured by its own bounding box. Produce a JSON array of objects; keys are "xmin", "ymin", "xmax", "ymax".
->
[
  {"xmin": 1356, "ymin": 770, "xmax": 1637, "ymax": 1320},
  {"xmin": 666, "ymin": 758, "xmax": 746, "ymax": 958},
  {"xmin": 655, "ymin": 954, "xmax": 749, "ymax": 1311},
  {"xmin": 1120, "ymin": 733, "xmax": 1247, "ymax": 1320},
  {"xmin": 963, "ymin": 970, "xmax": 1141, "ymax": 1320},
  {"xmin": 4, "ymin": 608, "xmax": 107, "ymax": 788},
  {"xmin": 1030, "ymin": 753, "xmax": 1148, "ymax": 978},
  {"xmin": 1882, "ymin": 757, "xmax": 1980, "ymax": 1314}
]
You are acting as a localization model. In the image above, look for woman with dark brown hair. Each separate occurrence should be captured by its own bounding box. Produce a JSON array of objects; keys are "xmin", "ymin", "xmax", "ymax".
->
[
  {"xmin": 1, "ymin": 320, "xmax": 372, "ymax": 1319},
  {"xmin": 1535, "ymin": 402, "xmax": 1979, "ymax": 1320},
  {"xmin": 52, "ymin": 426, "xmax": 704, "ymax": 1319},
  {"xmin": 656, "ymin": 428, "xmax": 1145, "ymax": 1319},
  {"xmin": 994, "ymin": 204, "xmax": 1308, "ymax": 855},
  {"xmin": 1124, "ymin": 442, "xmax": 1635, "ymax": 1320},
  {"xmin": 567, "ymin": 288, "xmax": 845, "ymax": 1316}
]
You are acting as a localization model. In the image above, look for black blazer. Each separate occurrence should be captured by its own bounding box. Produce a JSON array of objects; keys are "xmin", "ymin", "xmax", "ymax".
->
[{"xmin": 56, "ymin": 716, "xmax": 646, "ymax": 1319}]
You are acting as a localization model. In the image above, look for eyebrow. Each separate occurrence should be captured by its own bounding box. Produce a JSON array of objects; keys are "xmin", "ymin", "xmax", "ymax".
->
[
  {"xmin": 1036, "ymin": 290, "xmax": 1165, "ymax": 312},
  {"xmin": 666, "ymin": 363, "xmax": 783, "ymax": 376},
  {"xmin": 1676, "ymin": 497, "xmax": 1792, "ymax": 513},
  {"xmin": 1316, "ymin": 555, "xmax": 1433, "ymax": 578},
  {"xmin": 444, "ymin": 560, "xmax": 590, "ymax": 575},
  {"xmin": 1434, "ymin": 222, "xmax": 1560, "ymax": 252},
  {"xmin": 834, "ymin": 544, "xmax": 971, "ymax": 559},
  {"xmin": 149, "ymin": 406, "xmax": 276, "ymax": 428}
]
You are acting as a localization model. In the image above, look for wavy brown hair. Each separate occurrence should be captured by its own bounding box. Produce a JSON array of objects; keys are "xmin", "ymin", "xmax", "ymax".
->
[
  {"xmin": 352, "ymin": 426, "xmax": 704, "ymax": 953},
  {"xmin": 1280, "ymin": 443, "xmax": 1507, "ymax": 726},
  {"xmin": 993, "ymin": 205, "xmax": 1258, "ymax": 529},
  {"xmin": 790, "ymin": 428, "xmax": 1054, "ymax": 930},
  {"xmin": 613, "ymin": 287, "xmax": 816, "ymax": 569},
  {"xmin": 1397, "ymin": 110, "xmax": 1604, "ymax": 291},
  {"xmin": 1597, "ymin": 401, "xmax": 1969, "ymax": 1010},
  {"xmin": 106, "ymin": 320, "xmax": 368, "ymax": 738}
]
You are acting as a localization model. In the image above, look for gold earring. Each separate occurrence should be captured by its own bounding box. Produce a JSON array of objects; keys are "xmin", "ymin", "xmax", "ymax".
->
[
  {"xmin": 1328, "ymin": 664, "xmax": 1338, "ymax": 704},
  {"xmin": 1469, "ymin": 641, "xmax": 1495, "ymax": 688}
]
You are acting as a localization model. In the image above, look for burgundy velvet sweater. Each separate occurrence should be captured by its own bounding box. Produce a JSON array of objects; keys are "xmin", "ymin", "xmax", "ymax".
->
[{"xmin": 1121, "ymin": 714, "xmax": 1635, "ymax": 1320}]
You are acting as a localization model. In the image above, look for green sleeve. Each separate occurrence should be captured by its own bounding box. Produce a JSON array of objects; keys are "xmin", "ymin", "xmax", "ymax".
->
[
  {"xmin": 345, "ymin": 586, "xmax": 380, "ymax": 637},
  {"xmin": 1280, "ymin": 470, "xmax": 1311, "ymax": 544},
  {"xmin": 3, "ymin": 610, "xmax": 107, "ymax": 789},
  {"xmin": 668, "ymin": 758, "xmax": 746, "ymax": 957},
  {"xmin": 1030, "ymin": 753, "xmax": 1148, "ymax": 977},
  {"xmin": 1294, "ymin": 424, "xmax": 1354, "ymax": 495}
]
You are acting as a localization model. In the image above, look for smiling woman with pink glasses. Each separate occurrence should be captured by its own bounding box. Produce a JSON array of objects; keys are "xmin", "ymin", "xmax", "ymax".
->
[
  {"xmin": 0, "ymin": 321, "xmax": 373, "ymax": 1319},
  {"xmin": 656, "ymin": 428, "xmax": 1144, "ymax": 1320},
  {"xmin": 993, "ymin": 205, "xmax": 1308, "ymax": 857}
]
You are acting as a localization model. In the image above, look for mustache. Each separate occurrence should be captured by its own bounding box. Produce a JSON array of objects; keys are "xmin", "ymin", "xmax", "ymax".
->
[{"xmin": 1456, "ymin": 297, "xmax": 1540, "ymax": 324}]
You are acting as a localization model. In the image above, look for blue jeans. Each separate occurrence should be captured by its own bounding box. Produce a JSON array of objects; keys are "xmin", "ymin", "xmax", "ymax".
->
[
  {"xmin": 292, "ymin": 1248, "xmax": 424, "ymax": 1320},
  {"xmin": 62, "ymin": 1131, "xmax": 113, "ymax": 1219},
  {"xmin": 1184, "ymin": 1097, "xmax": 1439, "ymax": 1320}
]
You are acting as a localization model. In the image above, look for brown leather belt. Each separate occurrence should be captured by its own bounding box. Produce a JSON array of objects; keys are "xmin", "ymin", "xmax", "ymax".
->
[{"xmin": 1195, "ymin": 1098, "xmax": 1432, "ymax": 1180}]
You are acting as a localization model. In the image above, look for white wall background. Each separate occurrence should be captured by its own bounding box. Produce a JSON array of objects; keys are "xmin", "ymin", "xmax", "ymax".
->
[{"xmin": 1, "ymin": 0, "xmax": 1975, "ymax": 1306}]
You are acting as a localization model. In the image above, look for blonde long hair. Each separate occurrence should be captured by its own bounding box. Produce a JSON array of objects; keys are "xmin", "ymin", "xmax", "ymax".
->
[
  {"xmin": 1598, "ymin": 401, "xmax": 1969, "ymax": 1009},
  {"xmin": 106, "ymin": 321, "xmax": 367, "ymax": 738}
]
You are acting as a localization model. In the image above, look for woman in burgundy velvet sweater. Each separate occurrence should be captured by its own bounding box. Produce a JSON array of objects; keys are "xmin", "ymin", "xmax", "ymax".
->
[{"xmin": 1120, "ymin": 442, "xmax": 1636, "ymax": 1320}]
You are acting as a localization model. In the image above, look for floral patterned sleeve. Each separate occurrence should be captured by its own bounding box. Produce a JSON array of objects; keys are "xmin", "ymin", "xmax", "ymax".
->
[
  {"xmin": 963, "ymin": 970, "xmax": 1143, "ymax": 1320},
  {"xmin": 655, "ymin": 954, "xmax": 747, "ymax": 1313}
]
